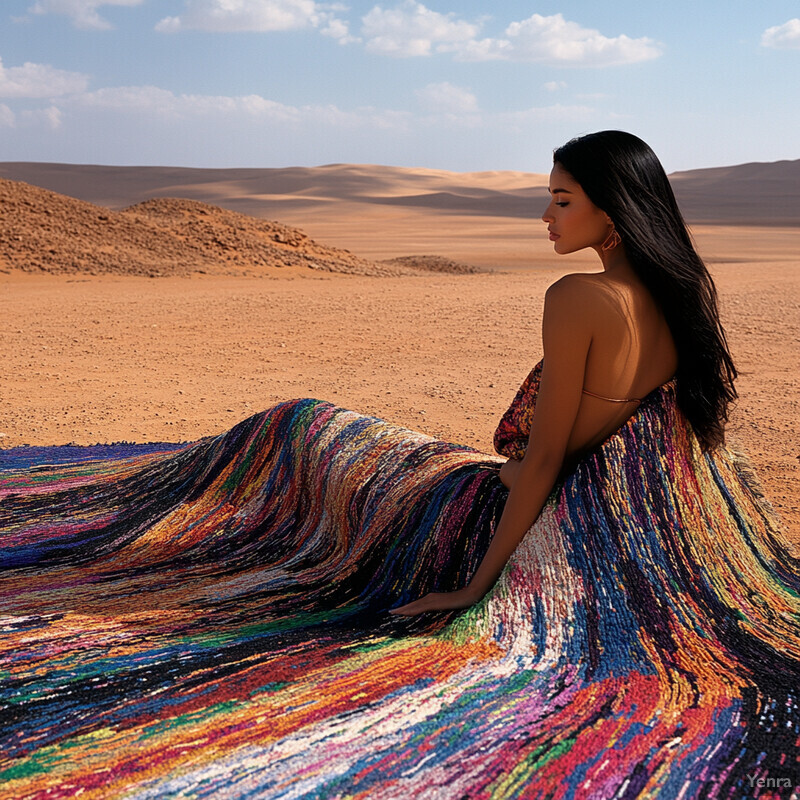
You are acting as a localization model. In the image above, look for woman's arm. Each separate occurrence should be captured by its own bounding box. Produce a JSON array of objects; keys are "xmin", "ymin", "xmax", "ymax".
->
[
  {"xmin": 499, "ymin": 457, "xmax": 521, "ymax": 488},
  {"xmin": 390, "ymin": 276, "xmax": 594, "ymax": 615}
]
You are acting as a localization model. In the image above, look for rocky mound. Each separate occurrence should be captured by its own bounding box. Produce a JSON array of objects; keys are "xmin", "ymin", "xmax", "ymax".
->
[
  {"xmin": 379, "ymin": 255, "xmax": 484, "ymax": 274},
  {"xmin": 0, "ymin": 179, "xmax": 480, "ymax": 277}
]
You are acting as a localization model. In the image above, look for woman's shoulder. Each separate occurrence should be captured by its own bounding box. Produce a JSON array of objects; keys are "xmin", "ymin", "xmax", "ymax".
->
[
  {"xmin": 545, "ymin": 272, "xmax": 616, "ymax": 303},
  {"xmin": 547, "ymin": 271, "xmax": 623, "ymax": 292},
  {"xmin": 544, "ymin": 272, "xmax": 626, "ymax": 325}
]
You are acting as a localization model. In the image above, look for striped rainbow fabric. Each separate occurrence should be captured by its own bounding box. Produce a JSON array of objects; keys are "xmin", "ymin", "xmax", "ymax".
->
[{"xmin": 1, "ymin": 381, "xmax": 799, "ymax": 799}]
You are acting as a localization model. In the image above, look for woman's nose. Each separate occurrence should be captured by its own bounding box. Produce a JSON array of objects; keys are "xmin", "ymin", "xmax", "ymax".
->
[{"xmin": 541, "ymin": 202, "xmax": 554, "ymax": 223}]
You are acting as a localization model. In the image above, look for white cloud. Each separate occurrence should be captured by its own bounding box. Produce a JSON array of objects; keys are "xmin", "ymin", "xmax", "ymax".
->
[
  {"xmin": 543, "ymin": 80, "xmax": 567, "ymax": 92},
  {"xmin": 0, "ymin": 57, "xmax": 89, "ymax": 98},
  {"xmin": 415, "ymin": 81, "xmax": 477, "ymax": 113},
  {"xmin": 155, "ymin": 0, "xmax": 330, "ymax": 33},
  {"xmin": 0, "ymin": 103, "xmax": 15, "ymax": 127},
  {"xmin": 761, "ymin": 18, "xmax": 800, "ymax": 49},
  {"xmin": 60, "ymin": 85, "xmax": 597, "ymax": 134},
  {"xmin": 68, "ymin": 86, "xmax": 302, "ymax": 121},
  {"xmin": 361, "ymin": 1, "xmax": 478, "ymax": 57},
  {"xmin": 2, "ymin": 75, "xmax": 612, "ymax": 169},
  {"xmin": 320, "ymin": 17, "xmax": 358, "ymax": 44},
  {"xmin": 61, "ymin": 85, "xmax": 411, "ymax": 131},
  {"xmin": 26, "ymin": 0, "xmax": 144, "ymax": 30},
  {"xmin": 20, "ymin": 105, "xmax": 63, "ymax": 129},
  {"xmin": 448, "ymin": 12, "xmax": 662, "ymax": 67}
]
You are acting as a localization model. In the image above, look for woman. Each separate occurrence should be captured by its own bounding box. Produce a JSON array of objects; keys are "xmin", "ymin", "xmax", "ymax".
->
[
  {"xmin": 2, "ymin": 132, "xmax": 797, "ymax": 799},
  {"xmin": 392, "ymin": 129, "xmax": 735, "ymax": 617}
]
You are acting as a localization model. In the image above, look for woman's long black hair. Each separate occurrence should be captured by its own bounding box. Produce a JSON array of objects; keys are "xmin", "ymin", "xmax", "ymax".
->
[{"xmin": 553, "ymin": 130, "xmax": 737, "ymax": 450}]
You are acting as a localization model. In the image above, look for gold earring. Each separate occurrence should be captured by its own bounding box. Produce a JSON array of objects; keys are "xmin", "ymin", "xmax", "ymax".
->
[{"xmin": 601, "ymin": 226, "xmax": 621, "ymax": 252}]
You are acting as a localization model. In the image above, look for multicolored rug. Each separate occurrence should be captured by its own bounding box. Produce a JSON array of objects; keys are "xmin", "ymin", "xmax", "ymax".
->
[{"xmin": 1, "ymin": 383, "xmax": 799, "ymax": 799}]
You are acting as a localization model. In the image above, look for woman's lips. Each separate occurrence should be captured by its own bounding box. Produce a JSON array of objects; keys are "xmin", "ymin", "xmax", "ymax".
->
[{"xmin": 548, "ymin": 231, "xmax": 560, "ymax": 241}]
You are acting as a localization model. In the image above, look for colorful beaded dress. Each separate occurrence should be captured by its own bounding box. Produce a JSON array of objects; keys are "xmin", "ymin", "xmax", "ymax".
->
[{"xmin": 1, "ymin": 361, "xmax": 798, "ymax": 799}]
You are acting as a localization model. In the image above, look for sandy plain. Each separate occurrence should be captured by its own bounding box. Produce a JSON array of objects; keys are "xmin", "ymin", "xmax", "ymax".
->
[{"xmin": 0, "ymin": 165, "xmax": 798, "ymax": 541}]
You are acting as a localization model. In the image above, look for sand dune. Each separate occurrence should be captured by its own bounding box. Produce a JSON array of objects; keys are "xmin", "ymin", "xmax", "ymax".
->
[
  {"xmin": 0, "ymin": 178, "xmax": 481, "ymax": 277},
  {"xmin": 0, "ymin": 162, "xmax": 545, "ymax": 210},
  {"xmin": 1, "ymin": 159, "xmax": 798, "ymax": 226},
  {"xmin": 669, "ymin": 160, "xmax": 800, "ymax": 225},
  {"xmin": 2, "ymin": 159, "xmax": 799, "ymax": 271}
]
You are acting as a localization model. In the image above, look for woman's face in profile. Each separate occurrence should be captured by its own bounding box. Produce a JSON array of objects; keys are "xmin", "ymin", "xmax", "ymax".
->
[{"xmin": 542, "ymin": 163, "xmax": 612, "ymax": 255}]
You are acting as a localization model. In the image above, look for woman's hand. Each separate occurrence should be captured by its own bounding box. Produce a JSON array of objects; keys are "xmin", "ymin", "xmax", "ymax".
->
[{"xmin": 388, "ymin": 587, "xmax": 480, "ymax": 616}]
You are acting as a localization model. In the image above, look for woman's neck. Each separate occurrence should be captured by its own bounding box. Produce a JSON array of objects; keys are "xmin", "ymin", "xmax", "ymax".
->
[{"xmin": 595, "ymin": 244, "xmax": 633, "ymax": 276}]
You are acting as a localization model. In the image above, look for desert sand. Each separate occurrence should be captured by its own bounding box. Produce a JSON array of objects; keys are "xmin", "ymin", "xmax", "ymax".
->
[{"xmin": 1, "ymin": 164, "xmax": 798, "ymax": 540}]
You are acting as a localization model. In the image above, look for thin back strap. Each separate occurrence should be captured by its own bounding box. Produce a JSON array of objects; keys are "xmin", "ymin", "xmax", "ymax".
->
[{"xmin": 582, "ymin": 388, "xmax": 642, "ymax": 405}]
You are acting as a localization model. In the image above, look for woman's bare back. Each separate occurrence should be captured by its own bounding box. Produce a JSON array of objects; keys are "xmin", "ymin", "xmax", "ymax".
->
[{"xmin": 560, "ymin": 270, "xmax": 678, "ymax": 458}]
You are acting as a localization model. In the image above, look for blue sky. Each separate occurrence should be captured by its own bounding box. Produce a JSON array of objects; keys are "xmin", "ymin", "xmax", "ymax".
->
[{"xmin": 1, "ymin": 0, "xmax": 799, "ymax": 172}]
